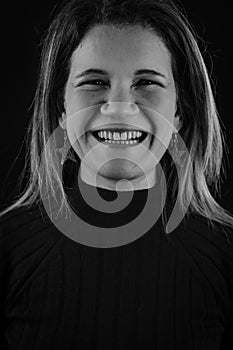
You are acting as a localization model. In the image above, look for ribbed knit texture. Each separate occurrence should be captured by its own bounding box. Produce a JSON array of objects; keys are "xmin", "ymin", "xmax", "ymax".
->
[{"xmin": 0, "ymin": 173, "xmax": 233, "ymax": 349}]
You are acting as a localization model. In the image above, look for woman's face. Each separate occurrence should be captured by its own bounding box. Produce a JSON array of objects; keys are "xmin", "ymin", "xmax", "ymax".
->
[{"xmin": 61, "ymin": 25, "xmax": 182, "ymax": 190}]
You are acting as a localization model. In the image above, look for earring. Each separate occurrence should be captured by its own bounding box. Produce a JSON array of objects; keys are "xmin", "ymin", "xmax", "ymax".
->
[
  {"xmin": 56, "ymin": 130, "xmax": 77, "ymax": 166},
  {"xmin": 170, "ymin": 133, "xmax": 185, "ymax": 166}
]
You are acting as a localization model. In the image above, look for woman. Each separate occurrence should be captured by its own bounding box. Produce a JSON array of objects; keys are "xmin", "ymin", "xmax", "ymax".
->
[{"xmin": 1, "ymin": 0, "xmax": 233, "ymax": 348}]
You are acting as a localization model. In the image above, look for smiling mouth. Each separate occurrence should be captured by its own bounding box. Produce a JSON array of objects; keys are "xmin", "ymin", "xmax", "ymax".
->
[{"xmin": 91, "ymin": 130, "xmax": 149, "ymax": 147}]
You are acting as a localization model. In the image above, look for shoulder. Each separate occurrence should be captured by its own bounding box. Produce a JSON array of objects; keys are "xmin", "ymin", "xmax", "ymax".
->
[
  {"xmin": 176, "ymin": 213, "xmax": 233, "ymax": 255},
  {"xmin": 1, "ymin": 202, "xmax": 51, "ymax": 231},
  {"xmin": 171, "ymin": 213, "xmax": 233, "ymax": 267},
  {"xmin": 170, "ymin": 213, "xmax": 233, "ymax": 305},
  {"xmin": 0, "ymin": 203, "xmax": 62, "ymax": 249},
  {"xmin": 0, "ymin": 203, "xmax": 64, "ymax": 297}
]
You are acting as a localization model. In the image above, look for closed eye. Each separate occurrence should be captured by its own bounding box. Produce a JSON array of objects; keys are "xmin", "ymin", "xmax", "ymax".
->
[
  {"xmin": 77, "ymin": 79, "xmax": 109, "ymax": 87},
  {"xmin": 134, "ymin": 79, "xmax": 165, "ymax": 88},
  {"xmin": 77, "ymin": 79, "xmax": 165, "ymax": 88}
]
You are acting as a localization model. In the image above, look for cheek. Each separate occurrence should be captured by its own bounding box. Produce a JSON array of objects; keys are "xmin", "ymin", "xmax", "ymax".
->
[
  {"xmin": 148, "ymin": 108, "xmax": 175, "ymax": 148},
  {"xmin": 65, "ymin": 96, "xmax": 90, "ymax": 116},
  {"xmin": 72, "ymin": 92, "xmax": 103, "ymax": 111},
  {"xmin": 66, "ymin": 89, "xmax": 176, "ymax": 125},
  {"xmin": 152, "ymin": 102, "xmax": 177, "ymax": 131},
  {"xmin": 142, "ymin": 97, "xmax": 176, "ymax": 130},
  {"xmin": 139, "ymin": 90, "xmax": 175, "ymax": 108},
  {"xmin": 156, "ymin": 116, "xmax": 174, "ymax": 152}
]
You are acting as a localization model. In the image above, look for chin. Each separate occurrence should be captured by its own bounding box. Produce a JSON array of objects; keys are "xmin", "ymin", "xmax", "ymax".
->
[{"xmin": 98, "ymin": 163, "xmax": 142, "ymax": 180}]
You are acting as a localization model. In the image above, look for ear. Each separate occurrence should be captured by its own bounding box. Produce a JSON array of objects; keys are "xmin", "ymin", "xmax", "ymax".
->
[
  {"xmin": 174, "ymin": 114, "xmax": 183, "ymax": 133},
  {"xmin": 59, "ymin": 112, "xmax": 67, "ymax": 130}
]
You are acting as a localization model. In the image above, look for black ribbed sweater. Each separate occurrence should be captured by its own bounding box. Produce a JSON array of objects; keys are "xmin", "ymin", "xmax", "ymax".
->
[{"xmin": 0, "ymin": 175, "xmax": 233, "ymax": 349}]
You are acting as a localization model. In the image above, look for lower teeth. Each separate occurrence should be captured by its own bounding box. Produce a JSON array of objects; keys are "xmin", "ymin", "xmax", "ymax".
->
[{"xmin": 102, "ymin": 139, "xmax": 140, "ymax": 144}]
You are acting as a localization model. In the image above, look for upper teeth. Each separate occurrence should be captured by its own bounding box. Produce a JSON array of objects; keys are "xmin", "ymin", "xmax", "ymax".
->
[{"xmin": 97, "ymin": 130, "xmax": 142, "ymax": 140}]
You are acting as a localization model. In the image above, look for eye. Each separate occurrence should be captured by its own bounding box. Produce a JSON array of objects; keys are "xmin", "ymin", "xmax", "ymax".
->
[
  {"xmin": 78, "ymin": 79, "xmax": 108, "ymax": 87},
  {"xmin": 134, "ymin": 79, "xmax": 164, "ymax": 88},
  {"xmin": 76, "ymin": 79, "xmax": 165, "ymax": 89}
]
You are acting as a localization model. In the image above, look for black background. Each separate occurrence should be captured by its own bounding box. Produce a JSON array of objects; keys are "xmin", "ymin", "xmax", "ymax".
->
[{"xmin": 1, "ymin": 0, "xmax": 232, "ymax": 212}]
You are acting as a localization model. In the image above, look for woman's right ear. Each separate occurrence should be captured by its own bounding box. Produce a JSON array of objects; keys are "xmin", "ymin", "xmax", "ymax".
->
[{"xmin": 59, "ymin": 112, "xmax": 66, "ymax": 130}]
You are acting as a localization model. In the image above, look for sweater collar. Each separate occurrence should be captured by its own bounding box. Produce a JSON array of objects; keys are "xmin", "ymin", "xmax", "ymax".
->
[{"xmin": 65, "ymin": 170, "xmax": 165, "ymax": 228}]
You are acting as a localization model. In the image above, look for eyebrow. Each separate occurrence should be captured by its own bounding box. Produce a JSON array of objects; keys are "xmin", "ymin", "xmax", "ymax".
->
[{"xmin": 73, "ymin": 68, "xmax": 167, "ymax": 80}]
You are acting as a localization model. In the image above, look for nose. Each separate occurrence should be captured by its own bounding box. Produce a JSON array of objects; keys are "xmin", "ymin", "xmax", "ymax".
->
[{"xmin": 100, "ymin": 102, "xmax": 139, "ymax": 117}]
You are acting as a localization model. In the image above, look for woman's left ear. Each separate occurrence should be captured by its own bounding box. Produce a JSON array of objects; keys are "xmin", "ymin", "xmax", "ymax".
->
[{"xmin": 174, "ymin": 114, "xmax": 183, "ymax": 132}]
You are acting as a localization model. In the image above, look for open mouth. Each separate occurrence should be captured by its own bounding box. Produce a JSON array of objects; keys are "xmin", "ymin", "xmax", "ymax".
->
[{"xmin": 91, "ymin": 130, "xmax": 149, "ymax": 147}]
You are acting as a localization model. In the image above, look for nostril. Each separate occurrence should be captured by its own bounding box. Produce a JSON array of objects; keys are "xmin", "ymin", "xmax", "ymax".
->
[{"xmin": 100, "ymin": 102, "xmax": 139, "ymax": 116}]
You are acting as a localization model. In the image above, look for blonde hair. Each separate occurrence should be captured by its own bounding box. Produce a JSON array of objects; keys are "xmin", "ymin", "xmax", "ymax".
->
[{"xmin": 1, "ymin": 0, "xmax": 233, "ymax": 237}]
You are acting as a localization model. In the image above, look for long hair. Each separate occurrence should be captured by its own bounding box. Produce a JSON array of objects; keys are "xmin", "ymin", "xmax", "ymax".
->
[{"xmin": 1, "ymin": 0, "xmax": 233, "ymax": 235}]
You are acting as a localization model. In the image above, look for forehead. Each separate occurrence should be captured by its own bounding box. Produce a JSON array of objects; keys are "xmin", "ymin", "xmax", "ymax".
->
[{"xmin": 69, "ymin": 25, "xmax": 172, "ymax": 77}]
